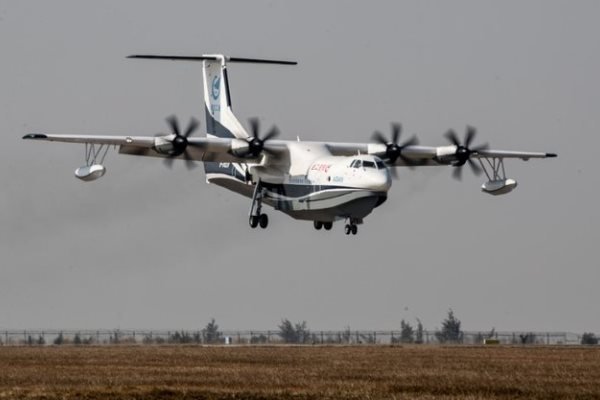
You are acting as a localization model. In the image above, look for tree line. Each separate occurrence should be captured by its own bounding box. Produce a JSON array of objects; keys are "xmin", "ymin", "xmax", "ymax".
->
[{"xmin": 3, "ymin": 310, "xmax": 598, "ymax": 345}]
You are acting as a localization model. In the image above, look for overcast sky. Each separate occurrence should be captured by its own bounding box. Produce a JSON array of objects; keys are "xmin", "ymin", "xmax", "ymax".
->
[{"xmin": 1, "ymin": 0, "xmax": 598, "ymax": 333}]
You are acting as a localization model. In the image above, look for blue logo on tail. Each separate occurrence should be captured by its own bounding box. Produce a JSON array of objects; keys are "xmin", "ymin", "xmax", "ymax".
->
[{"xmin": 211, "ymin": 76, "xmax": 220, "ymax": 100}]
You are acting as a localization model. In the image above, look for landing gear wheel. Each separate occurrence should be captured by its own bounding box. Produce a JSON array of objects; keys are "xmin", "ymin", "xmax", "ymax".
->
[
  {"xmin": 249, "ymin": 215, "xmax": 259, "ymax": 228},
  {"xmin": 351, "ymin": 224, "xmax": 358, "ymax": 235},
  {"xmin": 259, "ymin": 214, "xmax": 269, "ymax": 229},
  {"xmin": 323, "ymin": 222, "xmax": 333, "ymax": 230},
  {"xmin": 345, "ymin": 224, "xmax": 352, "ymax": 235},
  {"xmin": 313, "ymin": 221, "xmax": 323, "ymax": 230}
]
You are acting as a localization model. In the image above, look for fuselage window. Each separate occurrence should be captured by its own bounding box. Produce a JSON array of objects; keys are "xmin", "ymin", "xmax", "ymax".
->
[{"xmin": 376, "ymin": 161, "xmax": 385, "ymax": 169}]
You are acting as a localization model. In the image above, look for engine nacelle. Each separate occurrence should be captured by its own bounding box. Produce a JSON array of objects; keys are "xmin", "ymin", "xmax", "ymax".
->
[
  {"xmin": 230, "ymin": 138, "xmax": 251, "ymax": 157},
  {"xmin": 75, "ymin": 164, "xmax": 106, "ymax": 182},
  {"xmin": 481, "ymin": 179, "xmax": 517, "ymax": 196}
]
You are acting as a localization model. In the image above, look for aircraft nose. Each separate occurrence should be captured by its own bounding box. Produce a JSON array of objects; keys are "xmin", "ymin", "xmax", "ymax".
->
[{"xmin": 370, "ymin": 169, "xmax": 392, "ymax": 191}]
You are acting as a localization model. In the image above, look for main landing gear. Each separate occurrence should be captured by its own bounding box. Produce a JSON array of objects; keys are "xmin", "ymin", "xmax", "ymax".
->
[
  {"xmin": 249, "ymin": 180, "xmax": 269, "ymax": 229},
  {"xmin": 313, "ymin": 221, "xmax": 333, "ymax": 231},
  {"xmin": 313, "ymin": 219, "xmax": 358, "ymax": 235}
]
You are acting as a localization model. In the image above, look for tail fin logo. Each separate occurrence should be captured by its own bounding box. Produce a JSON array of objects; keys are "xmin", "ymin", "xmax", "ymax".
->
[{"xmin": 211, "ymin": 76, "xmax": 220, "ymax": 100}]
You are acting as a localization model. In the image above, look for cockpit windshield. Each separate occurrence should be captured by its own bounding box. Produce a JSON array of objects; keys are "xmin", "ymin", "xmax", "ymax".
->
[
  {"xmin": 362, "ymin": 161, "xmax": 376, "ymax": 168},
  {"xmin": 350, "ymin": 159, "xmax": 385, "ymax": 169}
]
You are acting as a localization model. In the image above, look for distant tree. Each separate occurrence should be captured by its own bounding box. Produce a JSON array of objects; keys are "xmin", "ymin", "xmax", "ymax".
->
[
  {"xmin": 519, "ymin": 333, "xmax": 536, "ymax": 344},
  {"xmin": 415, "ymin": 319, "xmax": 424, "ymax": 344},
  {"xmin": 73, "ymin": 333, "xmax": 82, "ymax": 345},
  {"xmin": 435, "ymin": 309, "xmax": 463, "ymax": 344},
  {"xmin": 250, "ymin": 334, "xmax": 268, "ymax": 344},
  {"xmin": 581, "ymin": 332, "xmax": 598, "ymax": 345},
  {"xmin": 203, "ymin": 319, "xmax": 222, "ymax": 344},
  {"xmin": 53, "ymin": 332, "xmax": 64, "ymax": 345},
  {"xmin": 169, "ymin": 331, "xmax": 194, "ymax": 344},
  {"xmin": 278, "ymin": 319, "xmax": 310, "ymax": 343},
  {"xmin": 278, "ymin": 319, "xmax": 296, "ymax": 343},
  {"xmin": 294, "ymin": 321, "xmax": 310, "ymax": 344},
  {"xmin": 37, "ymin": 335, "xmax": 45, "ymax": 346},
  {"xmin": 400, "ymin": 320, "xmax": 415, "ymax": 344}
]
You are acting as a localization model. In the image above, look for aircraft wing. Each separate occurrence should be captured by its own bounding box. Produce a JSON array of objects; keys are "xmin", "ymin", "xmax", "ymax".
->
[
  {"xmin": 23, "ymin": 133, "xmax": 556, "ymax": 167},
  {"xmin": 22, "ymin": 133, "xmax": 269, "ymax": 164},
  {"xmin": 324, "ymin": 142, "xmax": 556, "ymax": 167}
]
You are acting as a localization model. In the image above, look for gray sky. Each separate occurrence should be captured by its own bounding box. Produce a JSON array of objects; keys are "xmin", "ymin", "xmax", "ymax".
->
[{"xmin": 1, "ymin": 0, "xmax": 598, "ymax": 333}]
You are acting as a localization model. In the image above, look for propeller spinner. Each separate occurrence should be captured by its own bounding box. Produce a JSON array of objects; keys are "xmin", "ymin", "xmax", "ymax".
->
[
  {"xmin": 162, "ymin": 115, "xmax": 200, "ymax": 169},
  {"xmin": 444, "ymin": 126, "xmax": 488, "ymax": 180},
  {"xmin": 372, "ymin": 123, "xmax": 419, "ymax": 177},
  {"xmin": 245, "ymin": 118, "xmax": 280, "ymax": 157}
]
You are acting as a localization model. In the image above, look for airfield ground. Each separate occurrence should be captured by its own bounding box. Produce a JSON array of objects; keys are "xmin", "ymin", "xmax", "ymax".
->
[{"xmin": 0, "ymin": 345, "xmax": 599, "ymax": 399}]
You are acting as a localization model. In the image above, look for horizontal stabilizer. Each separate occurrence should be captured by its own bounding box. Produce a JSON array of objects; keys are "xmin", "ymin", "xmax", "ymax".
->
[{"xmin": 127, "ymin": 55, "xmax": 297, "ymax": 65}]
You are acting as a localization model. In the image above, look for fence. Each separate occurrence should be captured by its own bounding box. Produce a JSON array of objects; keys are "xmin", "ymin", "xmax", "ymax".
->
[{"xmin": 0, "ymin": 329, "xmax": 588, "ymax": 346}]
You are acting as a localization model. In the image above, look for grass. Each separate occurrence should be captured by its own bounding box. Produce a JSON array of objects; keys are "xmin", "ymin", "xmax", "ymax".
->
[{"xmin": 0, "ymin": 345, "xmax": 599, "ymax": 399}]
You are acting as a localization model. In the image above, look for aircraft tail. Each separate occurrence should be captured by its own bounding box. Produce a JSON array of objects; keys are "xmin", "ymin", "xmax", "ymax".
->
[{"xmin": 127, "ymin": 54, "xmax": 296, "ymax": 183}]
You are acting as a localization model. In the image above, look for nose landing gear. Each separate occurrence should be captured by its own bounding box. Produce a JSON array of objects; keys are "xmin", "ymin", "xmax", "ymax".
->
[
  {"xmin": 344, "ymin": 223, "xmax": 358, "ymax": 235},
  {"xmin": 344, "ymin": 218, "xmax": 359, "ymax": 235}
]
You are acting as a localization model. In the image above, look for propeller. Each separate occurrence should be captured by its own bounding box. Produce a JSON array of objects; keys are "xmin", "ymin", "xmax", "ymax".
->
[
  {"xmin": 245, "ymin": 118, "xmax": 280, "ymax": 157},
  {"xmin": 162, "ymin": 115, "xmax": 200, "ymax": 169},
  {"xmin": 372, "ymin": 123, "xmax": 419, "ymax": 177},
  {"xmin": 444, "ymin": 126, "xmax": 488, "ymax": 180}
]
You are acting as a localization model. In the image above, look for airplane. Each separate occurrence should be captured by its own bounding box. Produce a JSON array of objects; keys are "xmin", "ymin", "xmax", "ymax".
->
[{"xmin": 23, "ymin": 53, "xmax": 557, "ymax": 235}]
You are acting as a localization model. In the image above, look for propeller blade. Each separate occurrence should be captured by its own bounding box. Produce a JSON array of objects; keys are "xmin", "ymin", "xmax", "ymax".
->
[
  {"xmin": 183, "ymin": 151, "xmax": 196, "ymax": 170},
  {"xmin": 452, "ymin": 166, "xmax": 463, "ymax": 181},
  {"xmin": 444, "ymin": 130, "xmax": 460, "ymax": 147},
  {"xmin": 183, "ymin": 117, "xmax": 199, "ymax": 138},
  {"xmin": 249, "ymin": 118, "xmax": 260, "ymax": 138},
  {"xmin": 465, "ymin": 126, "xmax": 476, "ymax": 148},
  {"xmin": 390, "ymin": 166, "xmax": 398, "ymax": 179},
  {"xmin": 263, "ymin": 126, "xmax": 280, "ymax": 142},
  {"xmin": 467, "ymin": 159, "xmax": 482, "ymax": 176},
  {"xmin": 391, "ymin": 123, "xmax": 401, "ymax": 144},
  {"xmin": 473, "ymin": 143, "xmax": 489, "ymax": 153},
  {"xmin": 401, "ymin": 135, "xmax": 419, "ymax": 148},
  {"xmin": 399, "ymin": 154, "xmax": 419, "ymax": 169},
  {"xmin": 166, "ymin": 115, "xmax": 180, "ymax": 136},
  {"xmin": 372, "ymin": 131, "xmax": 388, "ymax": 145},
  {"xmin": 163, "ymin": 157, "xmax": 175, "ymax": 169}
]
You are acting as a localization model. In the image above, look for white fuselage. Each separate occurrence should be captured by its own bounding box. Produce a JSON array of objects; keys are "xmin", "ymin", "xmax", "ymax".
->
[{"xmin": 247, "ymin": 146, "xmax": 392, "ymax": 223}]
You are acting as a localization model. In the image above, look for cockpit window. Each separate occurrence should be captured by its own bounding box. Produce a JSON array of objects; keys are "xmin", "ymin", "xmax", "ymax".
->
[
  {"xmin": 362, "ymin": 161, "xmax": 376, "ymax": 169},
  {"xmin": 376, "ymin": 161, "xmax": 385, "ymax": 169}
]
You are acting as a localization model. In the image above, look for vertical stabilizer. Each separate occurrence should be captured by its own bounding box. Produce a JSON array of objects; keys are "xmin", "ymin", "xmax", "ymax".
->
[{"xmin": 202, "ymin": 55, "xmax": 248, "ymax": 139}]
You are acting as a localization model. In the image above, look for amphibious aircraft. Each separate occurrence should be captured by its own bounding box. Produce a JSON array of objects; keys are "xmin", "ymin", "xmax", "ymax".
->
[{"xmin": 23, "ymin": 54, "xmax": 556, "ymax": 235}]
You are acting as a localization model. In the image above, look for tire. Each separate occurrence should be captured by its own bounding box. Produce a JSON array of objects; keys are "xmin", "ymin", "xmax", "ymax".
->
[
  {"xmin": 323, "ymin": 222, "xmax": 333, "ymax": 230},
  {"xmin": 249, "ymin": 215, "xmax": 259, "ymax": 228},
  {"xmin": 313, "ymin": 221, "xmax": 323, "ymax": 230},
  {"xmin": 351, "ymin": 224, "xmax": 358, "ymax": 235},
  {"xmin": 259, "ymin": 214, "xmax": 269, "ymax": 229},
  {"xmin": 344, "ymin": 224, "xmax": 351, "ymax": 235}
]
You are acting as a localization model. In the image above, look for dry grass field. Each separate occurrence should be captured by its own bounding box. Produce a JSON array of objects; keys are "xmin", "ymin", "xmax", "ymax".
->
[{"xmin": 0, "ymin": 345, "xmax": 599, "ymax": 399}]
